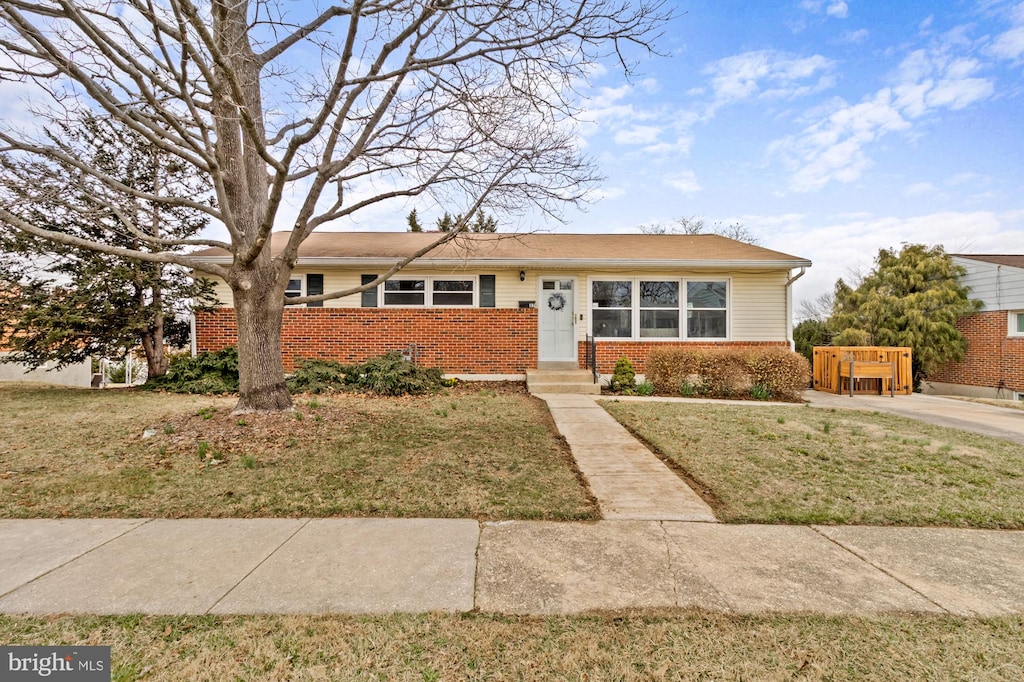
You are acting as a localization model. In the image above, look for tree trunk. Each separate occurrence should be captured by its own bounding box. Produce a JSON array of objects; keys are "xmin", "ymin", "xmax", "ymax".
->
[
  {"xmin": 141, "ymin": 316, "xmax": 169, "ymax": 380},
  {"xmin": 230, "ymin": 273, "xmax": 293, "ymax": 413}
]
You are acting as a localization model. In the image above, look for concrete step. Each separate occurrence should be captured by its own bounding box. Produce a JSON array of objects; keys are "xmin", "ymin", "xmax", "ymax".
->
[
  {"xmin": 529, "ymin": 382, "xmax": 602, "ymax": 395},
  {"xmin": 526, "ymin": 369, "xmax": 601, "ymax": 395}
]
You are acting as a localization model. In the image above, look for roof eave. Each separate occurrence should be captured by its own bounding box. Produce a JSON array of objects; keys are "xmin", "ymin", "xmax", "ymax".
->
[{"xmin": 191, "ymin": 256, "xmax": 812, "ymax": 269}]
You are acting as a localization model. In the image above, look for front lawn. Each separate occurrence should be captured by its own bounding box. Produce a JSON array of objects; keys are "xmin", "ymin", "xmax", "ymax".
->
[
  {"xmin": 601, "ymin": 400, "xmax": 1024, "ymax": 528},
  {"xmin": 1, "ymin": 613, "xmax": 1021, "ymax": 680},
  {"xmin": 0, "ymin": 384, "xmax": 597, "ymax": 520}
]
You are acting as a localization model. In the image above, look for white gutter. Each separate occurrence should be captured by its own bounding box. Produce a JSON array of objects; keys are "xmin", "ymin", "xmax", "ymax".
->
[{"xmin": 785, "ymin": 267, "xmax": 807, "ymax": 350}]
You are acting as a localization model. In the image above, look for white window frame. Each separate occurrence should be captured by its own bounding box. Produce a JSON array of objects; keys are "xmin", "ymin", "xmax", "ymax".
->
[
  {"xmin": 589, "ymin": 277, "xmax": 731, "ymax": 341},
  {"xmin": 285, "ymin": 277, "xmax": 305, "ymax": 298},
  {"xmin": 380, "ymin": 275, "xmax": 478, "ymax": 308},
  {"xmin": 1009, "ymin": 311, "xmax": 1024, "ymax": 337}
]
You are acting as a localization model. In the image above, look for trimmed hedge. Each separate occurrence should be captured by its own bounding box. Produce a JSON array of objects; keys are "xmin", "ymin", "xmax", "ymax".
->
[{"xmin": 646, "ymin": 347, "xmax": 811, "ymax": 402}]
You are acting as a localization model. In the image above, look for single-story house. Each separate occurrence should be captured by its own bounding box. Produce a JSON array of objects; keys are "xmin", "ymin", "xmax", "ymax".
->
[
  {"xmin": 191, "ymin": 232, "xmax": 812, "ymax": 379},
  {"xmin": 923, "ymin": 254, "xmax": 1024, "ymax": 401}
]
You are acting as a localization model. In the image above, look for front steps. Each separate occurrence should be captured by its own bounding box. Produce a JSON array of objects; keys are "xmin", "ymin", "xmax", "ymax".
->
[{"xmin": 526, "ymin": 368, "xmax": 601, "ymax": 395}]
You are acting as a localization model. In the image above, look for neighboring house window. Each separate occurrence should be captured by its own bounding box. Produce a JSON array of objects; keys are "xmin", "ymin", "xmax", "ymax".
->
[
  {"xmin": 1010, "ymin": 311, "xmax": 1024, "ymax": 337},
  {"xmin": 591, "ymin": 278, "xmax": 728, "ymax": 340},
  {"xmin": 382, "ymin": 277, "xmax": 476, "ymax": 307},
  {"xmin": 285, "ymin": 274, "xmax": 324, "ymax": 307}
]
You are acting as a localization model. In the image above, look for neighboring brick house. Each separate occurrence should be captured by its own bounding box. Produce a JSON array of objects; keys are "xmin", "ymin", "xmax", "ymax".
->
[
  {"xmin": 191, "ymin": 232, "xmax": 811, "ymax": 378},
  {"xmin": 923, "ymin": 255, "xmax": 1024, "ymax": 400}
]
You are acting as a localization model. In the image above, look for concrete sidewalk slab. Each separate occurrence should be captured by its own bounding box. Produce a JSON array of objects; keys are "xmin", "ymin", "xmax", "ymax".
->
[
  {"xmin": 661, "ymin": 524, "xmax": 944, "ymax": 614},
  {"xmin": 475, "ymin": 521, "xmax": 727, "ymax": 614},
  {"xmin": 0, "ymin": 519, "xmax": 306, "ymax": 615},
  {"xmin": 816, "ymin": 526, "xmax": 1024, "ymax": 616},
  {"xmin": 0, "ymin": 519, "xmax": 147, "ymax": 597},
  {"xmin": 210, "ymin": 518, "xmax": 478, "ymax": 614}
]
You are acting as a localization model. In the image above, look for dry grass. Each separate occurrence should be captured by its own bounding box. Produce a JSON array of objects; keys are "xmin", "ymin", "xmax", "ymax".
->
[
  {"xmin": 601, "ymin": 400, "xmax": 1024, "ymax": 527},
  {"xmin": 1, "ymin": 612, "xmax": 1021, "ymax": 681},
  {"xmin": 0, "ymin": 384, "xmax": 597, "ymax": 520}
]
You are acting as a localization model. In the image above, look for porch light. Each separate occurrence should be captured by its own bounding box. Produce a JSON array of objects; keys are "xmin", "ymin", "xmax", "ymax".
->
[{"xmin": 519, "ymin": 270, "xmax": 526, "ymax": 282}]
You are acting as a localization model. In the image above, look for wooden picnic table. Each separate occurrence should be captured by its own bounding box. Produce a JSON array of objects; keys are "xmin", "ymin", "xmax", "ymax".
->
[{"xmin": 838, "ymin": 360, "xmax": 895, "ymax": 397}]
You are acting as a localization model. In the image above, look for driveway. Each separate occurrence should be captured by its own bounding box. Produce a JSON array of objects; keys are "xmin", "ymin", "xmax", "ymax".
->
[{"xmin": 804, "ymin": 390, "xmax": 1024, "ymax": 445}]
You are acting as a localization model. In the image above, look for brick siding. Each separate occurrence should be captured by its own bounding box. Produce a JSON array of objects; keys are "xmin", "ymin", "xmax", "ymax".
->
[
  {"xmin": 927, "ymin": 311, "xmax": 1024, "ymax": 392},
  {"xmin": 583, "ymin": 340, "xmax": 791, "ymax": 375},
  {"xmin": 196, "ymin": 308, "xmax": 538, "ymax": 374}
]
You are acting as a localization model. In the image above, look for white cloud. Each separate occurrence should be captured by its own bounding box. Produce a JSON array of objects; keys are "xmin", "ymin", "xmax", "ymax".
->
[
  {"xmin": 827, "ymin": 1, "xmax": 849, "ymax": 19},
  {"xmin": 703, "ymin": 51, "xmax": 835, "ymax": 112},
  {"xmin": 988, "ymin": 25, "xmax": 1024, "ymax": 60},
  {"xmin": 905, "ymin": 182, "xmax": 937, "ymax": 196},
  {"xmin": 771, "ymin": 38, "xmax": 996, "ymax": 193},
  {"xmin": 840, "ymin": 29, "xmax": 870, "ymax": 44},
  {"xmin": 764, "ymin": 210, "xmax": 1024, "ymax": 311},
  {"xmin": 665, "ymin": 171, "xmax": 702, "ymax": 195},
  {"xmin": 613, "ymin": 125, "xmax": 662, "ymax": 145}
]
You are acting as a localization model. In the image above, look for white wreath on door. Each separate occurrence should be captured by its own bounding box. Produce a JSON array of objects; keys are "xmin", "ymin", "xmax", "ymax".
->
[{"xmin": 547, "ymin": 292, "xmax": 566, "ymax": 311}]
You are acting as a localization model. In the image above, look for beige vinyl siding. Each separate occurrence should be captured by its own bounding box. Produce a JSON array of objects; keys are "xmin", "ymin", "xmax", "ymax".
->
[
  {"xmin": 203, "ymin": 267, "xmax": 791, "ymax": 343},
  {"xmin": 730, "ymin": 271, "xmax": 789, "ymax": 341}
]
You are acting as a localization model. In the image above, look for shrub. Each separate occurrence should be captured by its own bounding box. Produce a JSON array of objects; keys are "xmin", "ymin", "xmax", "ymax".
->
[
  {"xmin": 286, "ymin": 358, "xmax": 349, "ymax": 394},
  {"xmin": 609, "ymin": 356, "xmax": 637, "ymax": 394},
  {"xmin": 144, "ymin": 347, "xmax": 239, "ymax": 394},
  {"xmin": 346, "ymin": 352, "xmax": 444, "ymax": 396},
  {"xmin": 646, "ymin": 347, "xmax": 810, "ymax": 402},
  {"xmin": 635, "ymin": 381, "xmax": 655, "ymax": 396}
]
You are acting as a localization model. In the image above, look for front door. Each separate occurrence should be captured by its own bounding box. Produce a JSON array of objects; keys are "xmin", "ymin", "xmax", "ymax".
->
[{"xmin": 538, "ymin": 278, "xmax": 576, "ymax": 362}]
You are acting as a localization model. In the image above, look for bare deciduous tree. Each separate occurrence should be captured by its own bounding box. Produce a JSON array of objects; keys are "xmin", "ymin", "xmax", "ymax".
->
[
  {"xmin": 0, "ymin": 0, "xmax": 669, "ymax": 413},
  {"xmin": 638, "ymin": 216, "xmax": 761, "ymax": 245}
]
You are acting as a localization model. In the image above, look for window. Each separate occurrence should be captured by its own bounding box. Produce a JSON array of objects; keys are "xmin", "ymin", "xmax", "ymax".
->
[
  {"xmin": 382, "ymin": 277, "xmax": 476, "ymax": 307},
  {"xmin": 591, "ymin": 278, "xmax": 728, "ymax": 340},
  {"xmin": 640, "ymin": 281, "xmax": 679, "ymax": 338},
  {"xmin": 592, "ymin": 280, "xmax": 632, "ymax": 338},
  {"xmin": 284, "ymin": 274, "xmax": 324, "ymax": 307},
  {"xmin": 687, "ymin": 281, "xmax": 727, "ymax": 338},
  {"xmin": 1011, "ymin": 311, "xmax": 1024, "ymax": 337}
]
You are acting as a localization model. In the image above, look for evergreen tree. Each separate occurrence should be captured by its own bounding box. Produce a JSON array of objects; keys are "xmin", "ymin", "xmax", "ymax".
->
[
  {"xmin": 406, "ymin": 209, "xmax": 423, "ymax": 232},
  {"xmin": 829, "ymin": 244, "xmax": 981, "ymax": 384},
  {"xmin": 0, "ymin": 114, "xmax": 217, "ymax": 379}
]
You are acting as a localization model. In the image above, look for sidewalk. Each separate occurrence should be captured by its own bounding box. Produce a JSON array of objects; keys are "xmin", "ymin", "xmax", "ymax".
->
[
  {"xmin": 2, "ymin": 390, "xmax": 1023, "ymax": 618},
  {"xmin": 1, "ymin": 518, "xmax": 1022, "ymax": 616}
]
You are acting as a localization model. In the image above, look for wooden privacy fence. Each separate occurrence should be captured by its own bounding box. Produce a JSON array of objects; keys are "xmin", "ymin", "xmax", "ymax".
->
[{"xmin": 813, "ymin": 346, "xmax": 913, "ymax": 396}]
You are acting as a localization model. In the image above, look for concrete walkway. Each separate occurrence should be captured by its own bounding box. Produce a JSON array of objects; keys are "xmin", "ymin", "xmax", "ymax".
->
[
  {"xmin": 804, "ymin": 390, "xmax": 1024, "ymax": 444},
  {"xmin": 2, "ymin": 518, "xmax": 1023, "ymax": 616},
  {"xmin": 538, "ymin": 393, "xmax": 717, "ymax": 522}
]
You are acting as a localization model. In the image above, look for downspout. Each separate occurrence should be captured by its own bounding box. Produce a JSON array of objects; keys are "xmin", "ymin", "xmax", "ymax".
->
[
  {"xmin": 785, "ymin": 267, "xmax": 807, "ymax": 351},
  {"xmin": 190, "ymin": 313, "xmax": 198, "ymax": 357}
]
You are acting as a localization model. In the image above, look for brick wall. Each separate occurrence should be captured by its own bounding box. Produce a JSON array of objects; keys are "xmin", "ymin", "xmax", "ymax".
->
[
  {"xmin": 583, "ymin": 340, "xmax": 791, "ymax": 375},
  {"xmin": 927, "ymin": 311, "xmax": 1024, "ymax": 392},
  {"xmin": 196, "ymin": 308, "xmax": 538, "ymax": 374}
]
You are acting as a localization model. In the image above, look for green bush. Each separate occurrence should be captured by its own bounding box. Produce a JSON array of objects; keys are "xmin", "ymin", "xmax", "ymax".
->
[
  {"xmin": 144, "ymin": 347, "xmax": 240, "ymax": 394},
  {"xmin": 345, "ymin": 352, "xmax": 444, "ymax": 396},
  {"xmin": 635, "ymin": 381, "xmax": 655, "ymax": 396},
  {"xmin": 286, "ymin": 358, "xmax": 349, "ymax": 394},
  {"xmin": 646, "ymin": 347, "xmax": 810, "ymax": 402},
  {"xmin": 609, "ymin": 356, "xmax": 637, "ymax": 394}
]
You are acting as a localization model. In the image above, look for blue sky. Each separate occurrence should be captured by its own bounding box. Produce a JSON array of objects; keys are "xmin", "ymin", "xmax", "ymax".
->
[{"xmin": 541, "ymin": 0, "xmax": 1024, "ymax": 313}]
